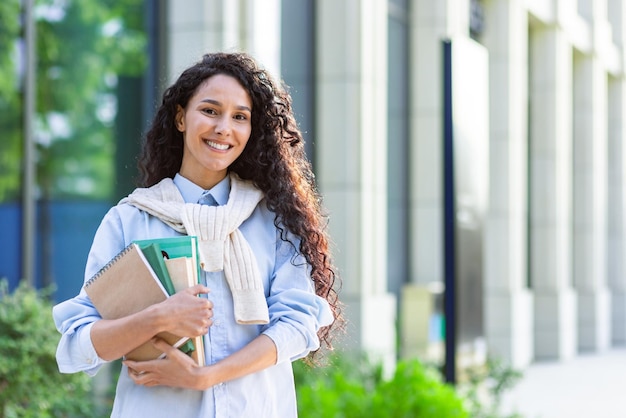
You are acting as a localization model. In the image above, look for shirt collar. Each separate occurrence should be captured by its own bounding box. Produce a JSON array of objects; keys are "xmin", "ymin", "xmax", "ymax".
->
[{"xmin": 173, "ymin": 173, "xmax": 231, "ymax": 205}]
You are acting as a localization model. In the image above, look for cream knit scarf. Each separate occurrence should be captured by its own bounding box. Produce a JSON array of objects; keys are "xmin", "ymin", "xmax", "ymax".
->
[{"xmin": 120, "ymin": 173, "xmax": 269, "ymax": 325}]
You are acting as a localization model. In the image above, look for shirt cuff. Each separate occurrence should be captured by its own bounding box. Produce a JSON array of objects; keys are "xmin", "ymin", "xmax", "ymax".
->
[
  {"xmin": 80, "ymin": 322, "xmax": 101, "ymax": 364},
  {"xmin": 57, "ymin": 322, "xmax": 103, "ymax": 376},
  {"xmin": 262, "ymin": 326, "xmax": 309, "ymax": 364}
]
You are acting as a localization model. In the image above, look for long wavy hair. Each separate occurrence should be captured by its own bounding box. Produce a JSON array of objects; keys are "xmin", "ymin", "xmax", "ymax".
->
[{"xmin": 138, "ymin": 52, "xmax": 342, "ymax": 356}]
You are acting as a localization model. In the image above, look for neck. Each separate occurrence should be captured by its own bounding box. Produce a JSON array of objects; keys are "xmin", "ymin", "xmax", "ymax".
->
[{"xmin": 179, "ymin": 170, "xmax": 228, "ymax": 190}]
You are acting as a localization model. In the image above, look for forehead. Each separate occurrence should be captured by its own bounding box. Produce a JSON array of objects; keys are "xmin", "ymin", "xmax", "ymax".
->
[{"xmin": 191, "ymin": 74, "xmax": 251, "ymax": 105}]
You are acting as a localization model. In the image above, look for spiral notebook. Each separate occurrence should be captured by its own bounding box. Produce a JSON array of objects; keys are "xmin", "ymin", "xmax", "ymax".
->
[{"xmin": 84, "ymin": 243, "xmax": 189, "ymax": 362}]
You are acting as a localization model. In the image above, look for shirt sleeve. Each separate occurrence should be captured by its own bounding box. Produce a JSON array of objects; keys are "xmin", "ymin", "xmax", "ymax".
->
[
  {"xmin": 53, "ymin": 206, "xmax": 127, "ymax": 375},
  {"xmin": 262, "ymin": 230, "xmax": 334, "ymax": 364}
]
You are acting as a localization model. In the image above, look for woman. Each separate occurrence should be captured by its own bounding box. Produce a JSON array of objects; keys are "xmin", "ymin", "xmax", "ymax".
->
[{"xmin": 53, "ymin": 52, "xmax": 341, "ymax": 417}]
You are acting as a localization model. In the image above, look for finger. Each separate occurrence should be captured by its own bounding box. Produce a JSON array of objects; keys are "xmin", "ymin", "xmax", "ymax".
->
[
  {"xmin": 198, "ymin": 320, "xmax": 211, "ymax": 335},
  {"xmin": 188, "ymin": 284, "xmax": 211, "ymax": 296},
  {"xmin": 151, "ymin": 337, "xmax": 186, "ymax": 358},
  {"xmin": 123, "ymin": 359, "xmax": 152, "ymax": 376},
  {"xmin": 131, "ymin": 370, "xmax": 153, "ymax": 386},
  {"xmin": 123, "ymin": 360, "xmax": 142, "ymax": 372},
  {"xmin": 124, "ymin": 364, "xmax": 149, "ymax": 386}
]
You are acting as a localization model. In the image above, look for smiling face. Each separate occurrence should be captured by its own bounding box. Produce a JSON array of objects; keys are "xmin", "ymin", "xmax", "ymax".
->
[{"xmin": 176, "ymin": 74, "xmax": 253, "ymax": 189}]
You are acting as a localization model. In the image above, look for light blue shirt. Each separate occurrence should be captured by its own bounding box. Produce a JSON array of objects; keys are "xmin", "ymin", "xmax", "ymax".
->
[{"xmin": 53, "ymin": 174, "xmax": 333, "ymax": 418}]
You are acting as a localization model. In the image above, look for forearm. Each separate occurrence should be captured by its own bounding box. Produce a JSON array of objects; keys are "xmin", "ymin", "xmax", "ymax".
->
[
  {"xmin": 91, "ymin": 304, "xmax": 165, "ymax": 361},
  {"xmin": 91, "ymin": 285, "xmax": 212, "ymax": 361},
  {"xmin": 197, "ymin": 334, "xmax": 277, "ymax": 389}
]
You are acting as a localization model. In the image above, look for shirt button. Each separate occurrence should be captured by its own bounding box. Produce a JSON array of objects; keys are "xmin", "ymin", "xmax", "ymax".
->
[{"xmin": 213, "ymin": 319, "xmax": 221, "ymax": 326}]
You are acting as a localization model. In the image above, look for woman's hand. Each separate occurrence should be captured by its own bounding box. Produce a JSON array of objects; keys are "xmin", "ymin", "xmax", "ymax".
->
[
  {"xmin": 124, "ymin": 338, "xmax": 205, "ymax": 390},
  {"xmin": 125, "ymin": 334, "xmax": 278, "ymax": 391},
  {"xmin": 157, "ymin": 284, "xmax": 214, "ymax": 337}
]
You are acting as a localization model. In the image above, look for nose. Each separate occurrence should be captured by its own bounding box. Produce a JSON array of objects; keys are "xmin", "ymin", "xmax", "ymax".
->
[{"xmin": 215, "ymin": 115, "xmax": 231, "ymax": 135}]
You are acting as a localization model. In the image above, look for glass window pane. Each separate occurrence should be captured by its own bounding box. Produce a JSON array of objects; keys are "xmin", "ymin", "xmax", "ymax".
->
[
  {"xmin": 0, "ymin": 0, "xmax": 150, "ymax": 301},
  {"xmin": 281, "ymin": 0, "xmax": 315, "ymax": 162},
  {"xmin": 36, "ymin": 0, "xmax": 147, "ymax": 201},
  {"xmin": 39, "ymin": 0, "xmax": 148, "ymax": 301}
]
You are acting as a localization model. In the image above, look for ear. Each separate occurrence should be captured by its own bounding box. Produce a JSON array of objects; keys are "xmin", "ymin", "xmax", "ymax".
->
[{"xmin": 175, "ymin": 105, "xmax": 185, "ymax": 132}]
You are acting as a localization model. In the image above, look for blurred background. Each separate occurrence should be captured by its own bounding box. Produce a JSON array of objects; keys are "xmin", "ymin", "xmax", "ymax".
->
[{"xmin": 2, "ymin": 0, "xmax": 626, "ymax": 415}]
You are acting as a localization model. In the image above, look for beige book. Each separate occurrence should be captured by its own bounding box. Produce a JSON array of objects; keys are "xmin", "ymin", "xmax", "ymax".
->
[
  {"xmin": 165, "ymin": 256, "xmax": 206, "ymax": 367},
  {"xmin": 84, "ymin": 243, "xmax": 189, "ymax": 361}
]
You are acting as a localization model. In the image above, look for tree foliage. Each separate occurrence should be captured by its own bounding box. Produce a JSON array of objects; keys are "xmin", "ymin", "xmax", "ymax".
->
[
  {"xmin": 0, "ymin": 0, "xmax": 146, "ymax": 202},
  {"xmin": 0, "ymin": 0, "xmax": 22, "ymax": 202}
]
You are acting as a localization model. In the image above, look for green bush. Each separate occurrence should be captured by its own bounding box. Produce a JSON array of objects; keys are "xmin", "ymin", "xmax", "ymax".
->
[
  {"xmin": 0, "ymin": 279, "xmax": 98, "ymax": 418},
  {"xmin": 294, "ymin": 354, "xmax": 469, "ymax": 418},
  {"xmin": 459, "ymin": 357, "xmax": 524, "ymax": 418}
]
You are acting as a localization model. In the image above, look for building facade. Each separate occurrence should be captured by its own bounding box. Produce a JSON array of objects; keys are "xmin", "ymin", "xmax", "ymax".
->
[{"xmin": 3, "ymin": 0, "xmax": 626, "ymax": 374}]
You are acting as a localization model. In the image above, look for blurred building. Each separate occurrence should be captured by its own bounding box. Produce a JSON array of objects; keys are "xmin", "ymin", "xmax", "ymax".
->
[{"xmin": 3, "ymin": 0, "xmax": 626, "ymax": 374}]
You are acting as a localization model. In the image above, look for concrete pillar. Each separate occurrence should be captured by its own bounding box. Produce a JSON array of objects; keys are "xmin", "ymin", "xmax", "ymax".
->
[
  {"xmin": 528, "ymin": 24, "xmax": 577, "ymax": 360},
  {"xmin": 406, "ymin": 0, "xmax": 473, "ymax": 365},
  {"xmin": 167, "ymin": 0, "xmax": 235, "ymax": 78},
  {"xmin": 316, "ymin": 0, "xmax": 396, "ymax": 368},
  {"xmin": 572, "ymin": 50, "xmax": 611, "ymax": 352},
  {"xmin": 166, "ymin": 0, "xmax": 281, "ymax": 80},
  {"xmin": 607, "ymin": 0, "xmax": 626, "ymax": 345},
  {"xmin": 409, "ymin": 0, "xmax": 470, "ymax": 288},
  {"xmin": 481, "ymin": 0, "xmax": 533, "ymax": 368},
  {"xmin": 608, "ymin": 75, "xmax": 626, "ymax": 344}
]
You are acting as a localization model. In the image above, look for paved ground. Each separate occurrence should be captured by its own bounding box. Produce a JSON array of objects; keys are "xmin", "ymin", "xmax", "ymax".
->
[{"xmin": 501, "ymin": 347, "xmax": 626, "ymax": 418}]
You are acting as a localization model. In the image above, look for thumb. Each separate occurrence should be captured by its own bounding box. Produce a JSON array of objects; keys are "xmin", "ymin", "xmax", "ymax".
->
[
  {"xmin": 122, "ymin": 338, "xmax": 177, "ymax": 370},
  {"xmin": 151, "ymin": 337, "xmax": 190, "ymax": 360},
  {"xmin": 152, "ymin": 337, "xmax": 175, "ymax": 354}
]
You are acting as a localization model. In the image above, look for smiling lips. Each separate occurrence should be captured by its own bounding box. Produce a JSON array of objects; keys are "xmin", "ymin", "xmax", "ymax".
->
[{"xmin": 205, "ymin": 140, "xmax": 231, "ymax": 151}]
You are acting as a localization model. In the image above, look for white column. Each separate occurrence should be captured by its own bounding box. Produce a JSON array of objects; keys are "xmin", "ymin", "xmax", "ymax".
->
[
  {"xmin": 573, "ymin": 51, "xmax": 611, "ymax": 352},
  {"xmin": 166, "ymin": 0, "xmax": 281, "ymax": 80},
  {"xmin": 528, "ymin": 24, "xmax": 577, "ymax": 360},
  {"xmin": 240, "ymin": 0, "xmax": 282, "ymax": 77},
  {"xmin": 316, "ymin": 0, "xmax": 396, "ymax": 368},
  {"xmin": 409, "ymin": 0, "xmax": 469, "ymax": 287},
  {"xmin": 607, "ymin": 0, "xmax": 626, "ymax": 345},
  {"xmin": 406, "ymin": 0, "xmax": 471, "ymax": 364},
  {"xmin": 608, "ymin": 76, "xmax": 626, "ymax": 344},
  {"xmin": 481, "ymin": 0, "xmax": 533, "ymax": 368},
  {"xmin": 167, "ymin": 0, "xmax": 233, "ymax": 79}
]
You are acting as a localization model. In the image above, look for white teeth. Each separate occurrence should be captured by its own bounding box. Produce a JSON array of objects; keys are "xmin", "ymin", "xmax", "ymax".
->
[{"xmin": 206, "ymin": 140, "xmax": 229, "ymax": 150}]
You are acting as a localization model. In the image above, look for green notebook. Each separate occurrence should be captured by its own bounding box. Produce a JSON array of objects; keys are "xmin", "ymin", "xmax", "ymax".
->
[
  {"xmin": 137, "ymin": 242, "xmax": 177, "ymax": 296},
  {"xmin": 137, "ymin": 236, "xmax": 201, "ymax": 285}
]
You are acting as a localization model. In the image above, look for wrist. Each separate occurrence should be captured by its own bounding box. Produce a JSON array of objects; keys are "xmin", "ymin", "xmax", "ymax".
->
[
  {"xmin": 194, "ymin": 364, "xmax": 219, "ymax": 391},
  {"xmin": 143, "ymin": 303, "xmax": 168, "ymax": 335}
]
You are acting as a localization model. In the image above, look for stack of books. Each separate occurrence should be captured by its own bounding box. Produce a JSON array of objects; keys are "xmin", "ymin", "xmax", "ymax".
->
[{"xmin": 84, "ymin": 236, "xmax": 205, "ymax": 366}]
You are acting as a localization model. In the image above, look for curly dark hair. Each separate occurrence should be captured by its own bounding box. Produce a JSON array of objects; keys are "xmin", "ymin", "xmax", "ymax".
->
[{"xmin": 138, "ymin": 52, "xmax": 342, "ymax": 356}]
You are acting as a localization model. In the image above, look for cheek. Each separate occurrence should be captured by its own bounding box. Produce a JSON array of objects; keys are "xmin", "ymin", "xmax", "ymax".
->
[
  {"xmin": 234, "ymin": 125, "xmax": 252, "ymax": 145},
  {"xmin": 235, "ymin": 134, "xmax": 252, "ymax": 157},
  {"xmin": 181, "ymin": 134, "xmax": 198, "ymax": 159}
]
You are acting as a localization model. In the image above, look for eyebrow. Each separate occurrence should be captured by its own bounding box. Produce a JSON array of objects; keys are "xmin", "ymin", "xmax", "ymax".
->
[{"xmin": 200, "ymin": 98, "xmax": 251, "ymax": 113}]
